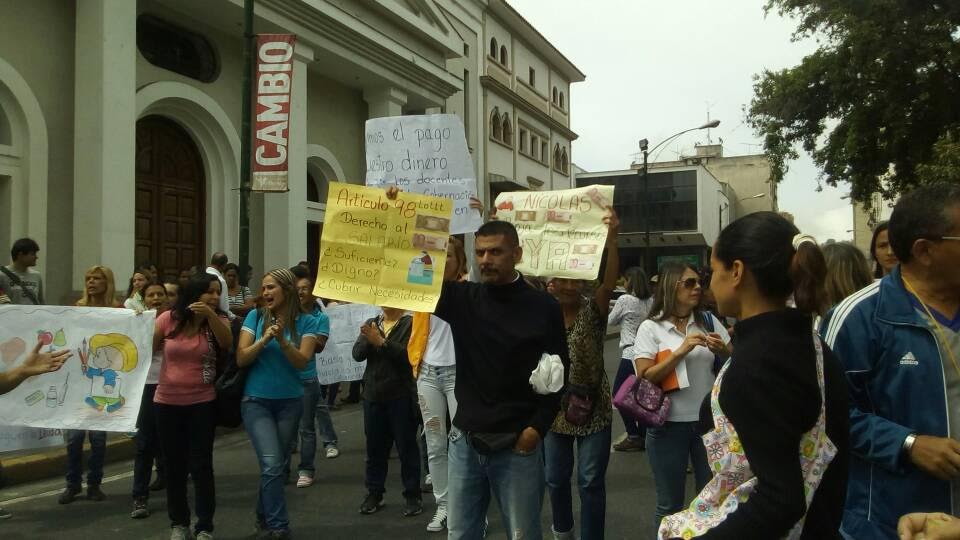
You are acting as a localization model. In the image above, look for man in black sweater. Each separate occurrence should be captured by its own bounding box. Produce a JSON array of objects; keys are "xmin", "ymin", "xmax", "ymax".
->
[{"xmin": 434, "ymin": 219, "xmax": 569, "ymax": 540}]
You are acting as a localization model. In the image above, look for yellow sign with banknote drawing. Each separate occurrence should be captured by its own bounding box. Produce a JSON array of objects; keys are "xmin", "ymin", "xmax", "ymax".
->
[
  {"xmin": 494, "ymin": 184, "xmax": 615, "ymax": 280},
  {"xmin": 313, "ymin": 182, "xmax": 452, "ymax": 312}
]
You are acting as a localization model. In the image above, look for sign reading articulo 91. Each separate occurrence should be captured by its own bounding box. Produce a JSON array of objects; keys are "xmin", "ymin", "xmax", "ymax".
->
[{"xmin": 252, "ymin": 34, "xmax": 297, "ymax": 192}]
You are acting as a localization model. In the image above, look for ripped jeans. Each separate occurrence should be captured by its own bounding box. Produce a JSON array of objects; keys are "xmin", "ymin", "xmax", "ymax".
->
[{"xmin": 417, "ymin": 363, "xmax": 457, "ymax": 506}]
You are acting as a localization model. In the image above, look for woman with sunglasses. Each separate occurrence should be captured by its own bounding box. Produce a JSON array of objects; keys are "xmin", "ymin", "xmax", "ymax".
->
[{"xmin": 633, "ymin": 263, "xmax": 731, "ymax": 534}]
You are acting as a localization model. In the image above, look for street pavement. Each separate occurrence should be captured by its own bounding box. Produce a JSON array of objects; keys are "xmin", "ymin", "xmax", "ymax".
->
[{"xmin": 0, "ymin": 337, "xmax": 698, "ymax": 540}]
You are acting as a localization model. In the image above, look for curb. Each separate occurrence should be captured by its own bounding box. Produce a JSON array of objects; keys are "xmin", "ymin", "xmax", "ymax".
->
[{"xmin": 1, "ymin": 435, "xmax": 136, "ymax": 487}]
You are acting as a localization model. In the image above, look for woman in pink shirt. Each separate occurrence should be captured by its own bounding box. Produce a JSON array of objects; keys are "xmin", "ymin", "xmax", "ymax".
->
[{"xmin": 153, "ymin": 273, "xmax": 232, "ymax": 540}]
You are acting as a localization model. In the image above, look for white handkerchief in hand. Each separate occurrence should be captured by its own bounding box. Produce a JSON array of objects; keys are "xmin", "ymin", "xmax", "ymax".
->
[{"xmin": 529, "ymin": 353, "xmax": 564, "ymax": 395}]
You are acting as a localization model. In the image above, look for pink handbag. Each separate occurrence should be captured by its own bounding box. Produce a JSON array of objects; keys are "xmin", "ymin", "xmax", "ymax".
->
[{"xmin": 613, "ymin": 374, "xmax": 671, "ymax": 428}]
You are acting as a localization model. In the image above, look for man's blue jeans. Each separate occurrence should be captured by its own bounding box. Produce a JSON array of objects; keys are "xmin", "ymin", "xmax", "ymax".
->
[
  {"xmin": 447, "ymin": 428, "xmax": 544, "ymax": 540},
  {"xmin": 241, "ymin": 397, "xmax": 302, "ymax": 532},
  {"xmin": 544, "ymin": 426, "xmax": 612, "ymax": 539},
  {"xmin": 65, "ymin": 430, "xmax": 107, "ymax": 488},
  {"xmin": 646, "ymin": 421, "xmax": 712, "ymax": 533},
  {"xmin": 297, "ymin": 379, "xmax": 338, "ymax": 476}
]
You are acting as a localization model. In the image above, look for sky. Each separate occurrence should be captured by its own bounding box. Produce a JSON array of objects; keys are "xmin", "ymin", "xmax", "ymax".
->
[{"xmin": 510, "ymin": 0, "xmax": 854, "ymax": 242}]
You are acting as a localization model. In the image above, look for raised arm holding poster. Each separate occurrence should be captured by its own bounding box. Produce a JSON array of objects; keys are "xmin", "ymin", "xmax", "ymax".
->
[
  {"xmin": 313, "ymin": 181, "xmax": 452, "ymax": 312},
  {"xmin": 365, "ymin": 114, "xmax": 482, "ymax": 234},
  {"xmin": 0, "ymin": 305, "xmax": 155, "ymax": 432},
  {"xmin": 494, "ymin": 184, "xmax": 616, "ymax": 280}
]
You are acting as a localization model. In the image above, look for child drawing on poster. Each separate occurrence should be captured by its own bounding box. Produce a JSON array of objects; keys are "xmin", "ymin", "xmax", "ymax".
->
[{"xmin": 77, "ymin": 333, "xmax": 138, "ymax": 413}]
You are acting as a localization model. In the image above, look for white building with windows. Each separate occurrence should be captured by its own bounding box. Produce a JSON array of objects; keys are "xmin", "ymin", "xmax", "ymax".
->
[
  {"xmin": 0, "ymin": 0, "xmax": 582, "ymax": 302},
  {"xmin": 481, "ymin": 0, "xmax": 584, "ymax": 201}
]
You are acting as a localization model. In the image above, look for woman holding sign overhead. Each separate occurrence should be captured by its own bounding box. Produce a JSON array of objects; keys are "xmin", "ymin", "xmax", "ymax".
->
[
  {"xmin": 632, "ymin": 263, "xmax": 731, "ymax": 534},
  {"xmin": 237, "ymin": 268, "xmax": 324, "ymax": 539},
  {"xmin": 543, "ymin": 207, "xmax": 619, "ymax": 540}
]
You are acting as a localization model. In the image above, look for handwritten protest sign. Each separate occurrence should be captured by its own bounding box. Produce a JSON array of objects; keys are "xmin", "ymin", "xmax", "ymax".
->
[
  {"xmin": 365, "ymin": 114, "xmax": 481, "ymax": 234},
  {"xmin": 313, "ymin": 182, "xmax": 452, "ymax": 312},
  {"xmin": 315, "ymin": 303, "xmax": 380, "ymax": 385},
  {"xmin": 0, "ymin": 306, "xmax": 155, "ymax": 432},
  {"xmin": 494, "ymin": 184, "xmax": 616, "ymax": 280},
  {"xmin": 0, "ymin": 426, "xmax": 63, "ymax": 453}
]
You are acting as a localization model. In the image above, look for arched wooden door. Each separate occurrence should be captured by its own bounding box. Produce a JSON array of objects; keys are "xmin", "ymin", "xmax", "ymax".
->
[{"xmin": 135, "ymin": 116, "xmax": 205, "ymax": 281}]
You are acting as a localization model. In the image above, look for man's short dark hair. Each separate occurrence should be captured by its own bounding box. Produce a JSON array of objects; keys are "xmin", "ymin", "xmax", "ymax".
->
[
  {"xmin": 889, "ymin": 182, "xmax": 960, "ymax": 264},
  {"xmin": 289, "ymin": 264, "xmax": 311, "ymax": 281},
  {"xmin": 11, "ymin": 238, "xmax": 39, "ymax": 260},
  {"xmin": 210, "ymin": 252, "xmax": 228, "ymax": 267},
  {"xmin": 476, "ymin": 220, "xmax": 520, "ymax": 247}
]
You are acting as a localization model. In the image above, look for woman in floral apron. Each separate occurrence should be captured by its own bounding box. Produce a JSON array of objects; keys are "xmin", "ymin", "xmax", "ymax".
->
[{"xmin": 659, "ymin": 212, "xmax": 850, "ymax": 539}]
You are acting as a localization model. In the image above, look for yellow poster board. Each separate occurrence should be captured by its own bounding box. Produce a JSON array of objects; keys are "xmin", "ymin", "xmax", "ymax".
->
[
  {"xmin": 313, "ymin": 182, "xmax": 452, "ymax": 312},
  {"xmin": 493, "ymin": 184, "xmax": 615, "ymax": 280}
]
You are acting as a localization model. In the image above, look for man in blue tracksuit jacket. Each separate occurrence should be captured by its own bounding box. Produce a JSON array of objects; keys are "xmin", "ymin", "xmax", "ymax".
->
[{"xmin": 821, "ymin": 183, "xmax": 960, "ymax": 539}]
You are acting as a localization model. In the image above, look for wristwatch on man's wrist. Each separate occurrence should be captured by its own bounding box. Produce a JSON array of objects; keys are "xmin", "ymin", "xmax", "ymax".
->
[{"xmin": 902, "ymin": 433, "xmax": 918, "ymax": 457}]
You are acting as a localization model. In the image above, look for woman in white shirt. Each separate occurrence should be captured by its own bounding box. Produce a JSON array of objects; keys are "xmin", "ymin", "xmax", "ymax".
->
[
  {"xmin": 633, "ymin": 263, "xmax": 731, "ymax": 534},
  {"xmin": 412, "ymin": 236, "xmax": 467, "ymax": 533},
  {"xmin": 607, "ymin": 267, "xmax": 653, "ymax": 452}
]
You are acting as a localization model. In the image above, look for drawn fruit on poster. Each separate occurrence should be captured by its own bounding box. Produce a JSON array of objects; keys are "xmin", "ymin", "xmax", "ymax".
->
[
  {"xmin": 1, "ymin": 337, "xmax": 26, "ymax": 365},
  {"xmin": 37, "ymin": 330, "xmax": 53, "ymax": 346},
  {"xmin": 53, "ymin": 329, "xmax": 66, "ymax": 347}
]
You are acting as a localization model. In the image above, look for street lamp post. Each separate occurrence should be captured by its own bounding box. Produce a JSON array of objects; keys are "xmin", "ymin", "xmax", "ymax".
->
[{"xmin": 638, "ymin": 120, "xmax": 720, "ymax": 273}]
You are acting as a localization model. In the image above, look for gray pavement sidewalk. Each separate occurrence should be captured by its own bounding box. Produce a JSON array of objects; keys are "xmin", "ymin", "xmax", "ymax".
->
[{"xmin": 0, "ymin": 335, "xmax": 692, "ymax": 540}]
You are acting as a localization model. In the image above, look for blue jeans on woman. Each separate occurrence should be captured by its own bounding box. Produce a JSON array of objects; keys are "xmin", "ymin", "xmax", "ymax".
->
[
  {"xmin": 646, "ymin": 421, "xmax": 712, "ymax": 533},
  {"xmin": 65, "ymin": 430, "xmax": 106, "ymax": 488},
  {"xmin": 297, "ymin": 379, "xmax": 338, "ymax": 477},
  {"xmin": 544, "ymin": 426, "xmax": 612, "ymax": 539},
  {"xmin": 613, "ymin": 358, "xmax": 645, "ymax": 442},
  {"xmin": 242, "ymin": 397, "xmax": 302, "ymax": 533}
]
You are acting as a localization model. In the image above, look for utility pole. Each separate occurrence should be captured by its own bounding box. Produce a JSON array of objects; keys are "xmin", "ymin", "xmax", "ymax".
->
[{"xmin": 238, "ymin": 0, "xmax": 254, "ymax": 284}]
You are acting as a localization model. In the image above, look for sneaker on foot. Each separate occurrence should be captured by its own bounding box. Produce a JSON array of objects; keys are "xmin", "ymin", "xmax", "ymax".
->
[
  {"xmin": 149, "ymin": 476, "xmax": 166, "ymax": 491},
  {"xmin": 196, "ymin": 531, "xmax": 214, "ymax": 540},
  {"xmin": 359, "ymin": 492, "xmax": 384, "ymax": 514},
  {"xmin": 552, "ymin": 527, "xmax": 575, "ymax": 540},
  {"xmin": 426, "ymin": 505, "xmax": 447, "ymax": 532},
  {"xmin": 402, "ymin": 497, "xmax": 423, "ymax": 517},
  {"xmin": 58, "ymin": 485, "xmax": 82, "ymax": 505},
  {"xmin": 613, "ymin": 437, "xmax": 645, "ymax": 452},
  {"xmin": 170, "ymin": 525, "xmax": 193, "ymax": 540},
  {"xmin": 130, "ymin": 497, "xmax": 149, "ymax": 519},
  {"xmin": 0, "ymin": 507, "xmax": 11, "ymax": 520},
  {"xmin": 86, "ymin": 485, "xmax": 106, "ymax": 501},
  {"xmin": 325, "ymin": 446, "xmax": 339, "ymax": 459},
  {"xmin": 296, "ymin": 473, "xmax": 313, "ymax": 488},
  {"xmin": 256, "ymin": 530, "xmax": 291, "ymax": 540}
]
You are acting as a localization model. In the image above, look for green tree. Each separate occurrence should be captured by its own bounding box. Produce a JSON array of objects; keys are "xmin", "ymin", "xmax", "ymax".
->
[{"xmin": 748, "ymin": 1, "xmax": 960, "ymax": 203}]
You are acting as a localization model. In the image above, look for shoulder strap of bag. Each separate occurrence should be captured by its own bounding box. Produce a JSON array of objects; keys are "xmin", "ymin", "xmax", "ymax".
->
[{"xmin": 0, "ymin": 266, "xmax": 39, "ymax": 305}]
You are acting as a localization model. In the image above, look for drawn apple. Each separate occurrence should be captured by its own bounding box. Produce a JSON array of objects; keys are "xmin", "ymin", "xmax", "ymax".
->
[{"xmin": 37, "ymin": 330, "xmax": 53, "ymax": 346}]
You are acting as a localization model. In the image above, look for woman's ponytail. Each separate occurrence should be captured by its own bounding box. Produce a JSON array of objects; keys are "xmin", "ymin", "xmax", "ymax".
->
[
  {"xmin": 715, "ymin": 212, "xmax": 827, "ymax": 315},
  {"xmin": 789, "ymin": 236, "xmax": 827, "ymax": 315}
]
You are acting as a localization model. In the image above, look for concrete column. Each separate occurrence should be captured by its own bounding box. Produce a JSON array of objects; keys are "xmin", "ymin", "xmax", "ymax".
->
[
  {"xmin": 262, "ymin": 45, "xmax": 312, "ymax": 271},
  {"xmin": 71, "ymin": 0, "xmax": 136, "ymax": 289},
  {"xmin": 363, "ymin": 87, "xmax": 407, "ymax": 119}
]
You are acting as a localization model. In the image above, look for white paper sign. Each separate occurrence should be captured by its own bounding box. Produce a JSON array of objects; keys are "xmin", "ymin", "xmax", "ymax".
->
[
  {"xmin": 365, "ymin": 114, "xmax": 482, "ymax": 234},
  {"xmin": 0, "ymin": 426, "xmax": 63, "ymax": 453},
  {"xmin": 0, "ymin": 305, "xmax": 155, "ymax": 432},
  {"xmin": 316, "ymin": 303, "xmax": 380, "ymax": 386}
]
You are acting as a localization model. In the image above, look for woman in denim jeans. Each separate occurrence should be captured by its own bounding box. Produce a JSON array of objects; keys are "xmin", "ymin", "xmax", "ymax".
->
[
  {"xmin": 632, "ymin": 263, "xmax": 731, "ymax": 533},
  {"xmin": 238, "ymin": 268, "xmax": 324, "ymax": 540},
  {"xmin": 544, "ymin": 208, "xmax": 619, "ymax": 540},
  {"xmin": 411, "ymin": 236, "xmax": 467, "ymax": 532}
]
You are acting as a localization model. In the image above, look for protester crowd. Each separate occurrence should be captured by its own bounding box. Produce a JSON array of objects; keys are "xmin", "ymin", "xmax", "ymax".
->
[{"xmin": 0, "ymin": 181, "xmax": 959, "ymax": 540}]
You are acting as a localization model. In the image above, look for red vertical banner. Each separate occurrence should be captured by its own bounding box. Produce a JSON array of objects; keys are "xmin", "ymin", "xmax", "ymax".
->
[{"xmin": 252, "ymin": 34, "xmax": 297, "ymax": 192}]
